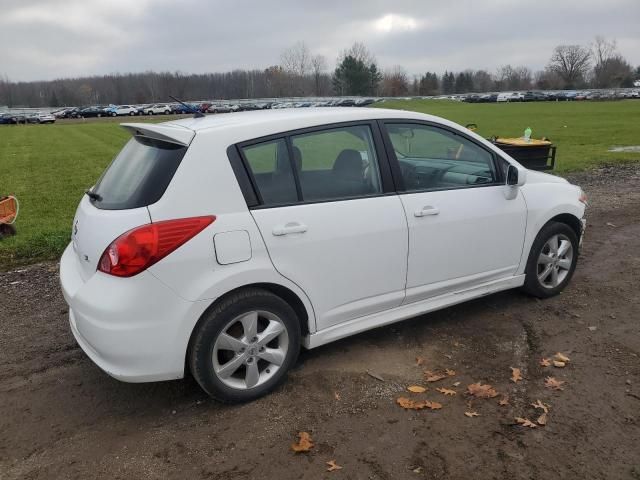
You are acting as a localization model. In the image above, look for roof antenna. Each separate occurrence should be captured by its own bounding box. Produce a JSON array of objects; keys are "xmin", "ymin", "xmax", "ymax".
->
[{"xmin": 169, "ymin": 95, "xmax": 205, "ymax": 118}]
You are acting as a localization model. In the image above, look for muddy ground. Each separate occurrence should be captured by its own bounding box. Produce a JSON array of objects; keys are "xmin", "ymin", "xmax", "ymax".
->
[{"xmin": 1, "ymin": 164, "xmax": 639, "ymax": 480}]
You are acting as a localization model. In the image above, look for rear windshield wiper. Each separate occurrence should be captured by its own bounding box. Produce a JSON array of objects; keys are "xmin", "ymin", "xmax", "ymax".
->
[{"xmin": 85, "ymin": 189, "xmax": 102, "ymax": 201}]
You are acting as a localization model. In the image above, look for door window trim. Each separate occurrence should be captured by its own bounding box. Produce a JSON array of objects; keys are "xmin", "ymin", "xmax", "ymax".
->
[
  {"xmin": 378, "ymin": 119, "xmax": 505, "ymax": 193},
  {"xmin": 231, "ymin": 120, "xmax": 397, "ymax": 209}
]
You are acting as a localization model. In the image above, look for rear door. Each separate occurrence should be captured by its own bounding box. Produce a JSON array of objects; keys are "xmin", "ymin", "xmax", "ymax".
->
[
  {"xmin": 381, "ymin": 121, "xmax": 527, "ymax": 303},
  {"xmin": 71, "ymin": 128, "xmax": 191, "ymax": 281},
  {"xmin": 239, "ymin": 123, "xmax": 408, "ymax": 331}
]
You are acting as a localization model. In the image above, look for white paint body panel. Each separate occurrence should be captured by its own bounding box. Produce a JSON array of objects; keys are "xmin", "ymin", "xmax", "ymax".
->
[{"xmin": 59, "ymin": 108, "xmax": 586, "ymax": 383}]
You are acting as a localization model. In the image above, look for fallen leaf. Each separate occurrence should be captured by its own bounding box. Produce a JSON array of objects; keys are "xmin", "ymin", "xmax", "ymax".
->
[
  {"xmin": 606, "ymin": 222, "xmax": 616, "ymax": 228},
  {"xmin": 545, "ymin": 376, "xmax": 565, "ymax": 391},
  {"xmin": 515, "ymin": 417, "xmax": 538, "ymax": 428},
  {"xmin": 531, "ymin": 399, "xmax": 550, "ymax": 413},
  {"xmin": 326, "ymin": 460, "xmax": 342, "ymax": 472},
  {"xmin": 334, "ymin": 391, "xmax": 341, "ymax": 400},
  {"xmin": 510, "ymin": 367, "xmax": 523, "ymax": 383},
  {"xmin": 424, "ymin": 400, "xmax": 443, "ymax": 410},
  {"xmin": 554, "ymin": 352, "xmax": 570, "ymax": 363},
  {"xmin": 436, "ymin": 387, "xmax": 456, "ymax": 396},
  {"xmin": 412, "ymin": 466, "xmax": 424, "ymax": 473},
  {"xmin": 445, "ymin": 369, "xmax": 456, "ymax": 376},
  {"xmin": 415, "ymin": 356, "xmax": 424, "ymax": 366},
  {"xmin": 444, "ymin": 354, "xmax": 452, "ymax": 360},
  {"xmin": 464, "ymin": 411, "xmax": 480, "ymax": 417},
  {"xmin": 452, "ymin": 381, "xmax": 461, "ymax": 387},
  {"xmin": 467, "ymin": 382, "xmax": 499, "ymax": 398},
  {"xmin": 498, "ymin": 395, "xmax": 510, "ymax": 406},
  {"xmin": 553, "ymin": 360, "xmax": 566, "ymax": 368},
  {"xmin": 407, "ymin": 385, "xmax": 427, "ymax": 393},
  {"xmin": 537, "ymin": 412, "xmax": 548, "ymax": 426},
  {"xmin": 396, "ymin": 397, "xmax": 442, "ymax": 410},
  {"xmin": 424, "ymin": 371, "xmax": 447, "ymax": 382},
  {"xmin": 291, "ymin": 432, "xmax": 314, "ymax": 453},
  {"xmin": 367, "ymin": 371, "xmax": 385, "ymax": 382},
  {"xmin": 540, "ymin": 358, "xmax": 552, "ymax": 367}
]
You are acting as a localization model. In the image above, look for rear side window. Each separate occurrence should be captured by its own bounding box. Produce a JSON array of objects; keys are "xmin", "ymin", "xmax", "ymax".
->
[
  {"xmin": 91, "ymin": 136, "xmax": 187, "ymax": 210},
  {"xmin": 241, "ymin": 138, "xmax": 298, "ymax": 206}
]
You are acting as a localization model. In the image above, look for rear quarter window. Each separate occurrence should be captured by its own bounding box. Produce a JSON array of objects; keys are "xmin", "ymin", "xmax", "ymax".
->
[{"xmin": 91, "ymin": 136, "xmax": 187, "ymax": 210}]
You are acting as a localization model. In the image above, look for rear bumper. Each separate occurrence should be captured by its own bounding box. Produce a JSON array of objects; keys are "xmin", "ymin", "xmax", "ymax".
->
[{"xmin": 60, "ymin": 244, "xmax": 195, "ymax": 382}]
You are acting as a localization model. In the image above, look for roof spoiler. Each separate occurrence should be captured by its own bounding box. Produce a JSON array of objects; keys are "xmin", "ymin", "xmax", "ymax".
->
[{"xmin": 120, "ymin": 123, "xmax": 195, "ymax": 146}]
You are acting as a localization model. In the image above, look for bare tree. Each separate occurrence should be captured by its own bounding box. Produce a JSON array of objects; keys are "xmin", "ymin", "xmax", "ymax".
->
[
  {"xmin": 592, "ymin": 36, "xmax": 617, "ymax": 69},
  {"xmin": 311, "ymin": 54, "xmax": 327, "ymax": 96},
  {"xmin": 547, "ymin": 45, "xmax": 591, "ymax": 88},
  {"xmin": 280, "ymin": 41, "xmax": 311, "ymax": 77},
  {"xmin": 381, "ymin": 66, "xmax": 409, "ymax": 96}
]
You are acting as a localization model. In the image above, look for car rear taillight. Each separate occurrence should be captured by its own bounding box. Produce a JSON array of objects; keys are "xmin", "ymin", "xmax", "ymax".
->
[{"xmin": 98, "ymin": 216, "xmax": 215, "ymax": 277}]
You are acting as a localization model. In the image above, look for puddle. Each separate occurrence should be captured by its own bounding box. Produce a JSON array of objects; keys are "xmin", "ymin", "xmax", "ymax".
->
[{"xmin": 608, "ymin": 146, "xmax": 640, "ymax": 153}]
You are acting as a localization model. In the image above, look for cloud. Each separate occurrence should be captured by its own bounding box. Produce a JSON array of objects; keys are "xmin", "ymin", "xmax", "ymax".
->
[{"xmin": 0, "ymin": 0, "xmax": 638, "ymax": 81}]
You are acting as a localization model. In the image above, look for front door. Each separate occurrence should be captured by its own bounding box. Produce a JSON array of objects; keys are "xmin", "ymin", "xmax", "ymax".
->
[{"xmin": 382, "ymin": 121, "xmax": 527, "ymax": 303}]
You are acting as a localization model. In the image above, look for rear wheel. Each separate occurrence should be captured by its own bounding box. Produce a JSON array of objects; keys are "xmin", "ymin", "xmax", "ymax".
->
[
  {"xmin": 522, "ymin": 222, "xmax": 579, "ymax": 298},
  {"xmin": 189, "ymin": 288, "xmax": 301, "ymax": 403}
]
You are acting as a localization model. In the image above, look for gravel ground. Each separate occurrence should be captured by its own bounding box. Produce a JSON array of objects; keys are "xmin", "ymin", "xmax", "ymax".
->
[{"xmin": 1, "ymin": 164, "xmax": 639, "ymax": 480}]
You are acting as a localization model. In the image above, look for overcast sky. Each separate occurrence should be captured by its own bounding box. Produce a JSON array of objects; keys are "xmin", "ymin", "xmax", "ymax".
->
[{"xmin": 1, "ymin": 0, "xmax": 639, "ymax": 82}]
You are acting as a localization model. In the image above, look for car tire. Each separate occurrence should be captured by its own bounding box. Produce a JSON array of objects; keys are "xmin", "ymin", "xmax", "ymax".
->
[
  {"xmin": 129, "ymin": 111, "xmax": 134, "ymax": 116},
  {"xmin": 189, "ymin": 288, "xmax": 301, "ymax": 403},
  {"xmin": 164, "ymin": 110, "xmax": 170, "ymax": 115},
  {"xmin": 521, "ymin": 221, "xmax": 579, "ymax": 299},
  {"xmin": 111, "ymin": 112, "xmax": 116, "ymax": 117},
  {"xmin": 148, "ymin": 111, "xmax": 153, "ymax": 115}
]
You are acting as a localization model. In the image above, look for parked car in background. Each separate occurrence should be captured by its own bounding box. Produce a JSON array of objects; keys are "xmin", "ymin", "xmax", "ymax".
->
[
  {"xmin": 106, "ymin": 105, "xmax": 138, "ymax": 116},
  {"xmin": 208, "ymin": 104, "xmax": 233, "ymax": 114},
  {"xmin": 26, "ymin": 112, "xmax": 56, "ymax": 124},
  {"xmin": 496, "ymin": 92, "xmax": 512, "ymax": 102},
  {"xmin": 78, "ymin": 106, "xmax": 107, "ymax": 118},
  {"xmin": 61, "ymin": 107, "xmax": 587, "ymax": 403},
  {"xmin": 143, "ymin": 104, "xmax": 173, "ymax": 115}
]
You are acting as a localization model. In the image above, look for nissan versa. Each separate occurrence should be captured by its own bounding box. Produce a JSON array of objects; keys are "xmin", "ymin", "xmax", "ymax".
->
[{"xmin": 60, "ymin": 108, "xmax": 587, "ymax": 402}]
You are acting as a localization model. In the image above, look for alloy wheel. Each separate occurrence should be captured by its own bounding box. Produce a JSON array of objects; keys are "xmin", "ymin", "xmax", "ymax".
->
[
  {"xmin": 212, "ymin": 310, "xmax": 289, "ymax": 390},
  {"xmin": 537, "ymin": 233, "xmax": 573, "ymax": 288}
]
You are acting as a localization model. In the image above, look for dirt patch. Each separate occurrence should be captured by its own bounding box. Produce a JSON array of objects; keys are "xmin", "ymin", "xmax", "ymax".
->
[{"xmin": 1, "ymin": 164, "xmax": 639, "ymax": 479}]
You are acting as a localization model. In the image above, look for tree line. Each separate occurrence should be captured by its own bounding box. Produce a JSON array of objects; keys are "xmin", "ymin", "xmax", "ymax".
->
[{"xmin": 0, "ymin": 37, "xmax": 637, "ymax": 108}]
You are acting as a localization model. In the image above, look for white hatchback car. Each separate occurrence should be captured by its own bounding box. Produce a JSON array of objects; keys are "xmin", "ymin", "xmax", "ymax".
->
[{"xmin": 60, "ymin": 108, "xmax": 587, "ymax": 402}]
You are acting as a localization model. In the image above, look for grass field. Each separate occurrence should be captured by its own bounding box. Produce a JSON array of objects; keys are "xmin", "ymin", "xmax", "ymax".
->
[{"xmin": 1, "ymin": 101, "xmax": 639, "ymax": 268}]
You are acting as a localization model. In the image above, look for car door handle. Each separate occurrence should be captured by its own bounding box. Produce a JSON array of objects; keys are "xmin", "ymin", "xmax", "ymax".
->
[
  {"xmin": 414, "ymin": 206, "xmax": 440, "ymax": 217},
  {"xmin": 272, "ymin": 222, "xmax": 308, "ymax": 236}
]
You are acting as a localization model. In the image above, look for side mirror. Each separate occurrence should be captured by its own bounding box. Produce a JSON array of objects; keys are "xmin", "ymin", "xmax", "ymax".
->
[{"xmin": 507, "ymin": 165, "xmax": 526, "ymax": 187}]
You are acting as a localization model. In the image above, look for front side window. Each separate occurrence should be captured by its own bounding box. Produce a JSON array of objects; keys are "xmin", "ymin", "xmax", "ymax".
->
[
  {"xmin": 241, "ymin": 138, "xmax": 298, "ymax": 206},
  {"xmin": 291, "ymin": 125, "xmax": 382, "ymax": 201},
  {"xmin": 385, "ymin": 123, "xmax": 497, "ymax": 192}
]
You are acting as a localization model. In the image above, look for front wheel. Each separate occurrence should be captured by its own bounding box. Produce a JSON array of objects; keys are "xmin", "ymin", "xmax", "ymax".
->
[
  {"xmin": 189, "ymin": 288, "xmax": 301, "ymax": 403},
  {"xmin": 522, "ymin": 221, "xmax": 579, "ymax": 298}
]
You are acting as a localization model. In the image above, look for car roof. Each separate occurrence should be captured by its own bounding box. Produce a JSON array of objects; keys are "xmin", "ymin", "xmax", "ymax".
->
[{"xmin": 161, "ymin": 107, "xmax": 449, "ymax": 136}]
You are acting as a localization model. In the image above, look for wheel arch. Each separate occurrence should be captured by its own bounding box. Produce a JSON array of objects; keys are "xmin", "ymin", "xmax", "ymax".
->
[
  {"xmin": 546, "ymin": 213, "xmax": 582, "ymax": 239},
  {"xmin": 185, "ymin": 282, "xmax": 312, "ymax": 373}
]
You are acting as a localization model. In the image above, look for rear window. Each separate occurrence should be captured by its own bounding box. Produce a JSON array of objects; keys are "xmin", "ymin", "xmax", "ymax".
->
[{"xmin": 91, "ymin": 136, "xmax": 187, "ymax": 210}]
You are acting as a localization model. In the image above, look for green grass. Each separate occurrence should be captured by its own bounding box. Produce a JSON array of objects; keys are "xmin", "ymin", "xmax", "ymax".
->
[
  {"xmin": 375, "ymin": 99, "xmax": 640, "ymax": 171},
  {"xmin": 1, "ymin": 101, "xmax": 639, "ymax": 268}
]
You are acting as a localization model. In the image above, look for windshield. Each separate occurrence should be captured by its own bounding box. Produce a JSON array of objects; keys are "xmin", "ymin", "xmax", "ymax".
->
[{"xmin": 91, "ymin": 136, "xmax": 187, "ymax": 210}]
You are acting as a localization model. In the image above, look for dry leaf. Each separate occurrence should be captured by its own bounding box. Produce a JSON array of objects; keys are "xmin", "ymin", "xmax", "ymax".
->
[
  {"xmin": 510, "ymin": 367, "xmax": 523, "ymax": 383},
  {"xmin": 452, "ymin": 381, "xmax": 461, "ymax": 387},
  {"xmin": 467, "ymin": 382, "xmax": 499, "ymax": 398},
  {"xmin": 553, "ymin": 360, "xmax": 566, "ymax": 368},
  {"xmin": 537, "ymin": 412, "xmax": 548, "ymax": 426},
  {"xmin": 540, "ymin": 358, "xmax": 552, "ymax": 367},
  {"xmin": 396, "ymin": 397, "xmax": 442, "ymax": 410},
  {"xmin": 415, "ymin": 356, "xmax": 424, "ymax": 366},
  {"xmin": 464, "ymin": 411, "xmax": 480, "ymax": 417},
  {"xmin": 291, "ymin": 432, "xmax": 314, "ymax": 453},
  {"xmin": 544, "ymin": 376, "xmax": 565, "ymax": 391},
  {"xmin": 515, "ymin": 417, "xmax": 538, "ymax": 428},
  {"xmin": 554, "ymin": 352, "xmax": 570, "ymax": 363},
  {"xmin": 326, "ymin": 460, "xmax": 342, "ymax": 472},
  {"xmin": 407, "ymin": 385, "xmax": 427, "ymax": 393},
  {"xmin": 531, "ymin": 399, "xmax": 550, "ymax": 413},
  {"xmin": 445, "ymin": 369, "xmax": 456, "ymax": 376},
  {"xmin": 424, "ymin": 400, "xmax": 443, "ymax": 410},
  {"xmin": 424, "ymin": 371, "xmax": 447, "ymax": 382},
  {"xmin": 498, "ymin": 395, "xmax": 510, "ymax": 406},
  {"xmin": 436, "ymin": 387, "xmax": 457, "ymax": 396},
  {"xmin": 334, "ymin": 391, "xmax": 341, "ymax": 401}
]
